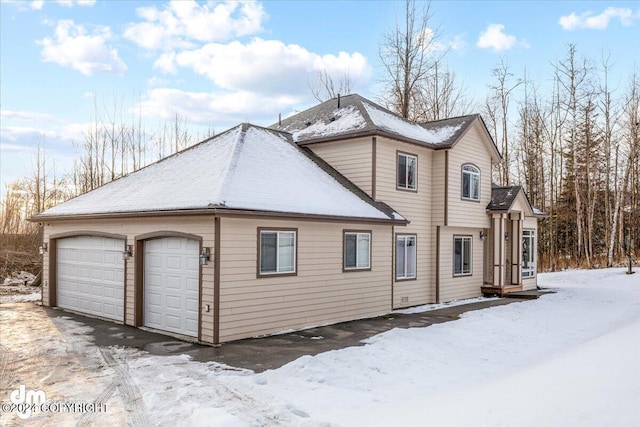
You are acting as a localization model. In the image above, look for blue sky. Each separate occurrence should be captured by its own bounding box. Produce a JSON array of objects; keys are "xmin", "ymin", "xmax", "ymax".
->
[{"xmin": 1, "ymin": 0, "xmax": 639, "ymax": 195}]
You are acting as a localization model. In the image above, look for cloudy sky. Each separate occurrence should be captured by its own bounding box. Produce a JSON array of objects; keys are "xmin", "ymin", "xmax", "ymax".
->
[{"xmin": 1, "ymin": 0, "xmax": 639, "ymax": 193}]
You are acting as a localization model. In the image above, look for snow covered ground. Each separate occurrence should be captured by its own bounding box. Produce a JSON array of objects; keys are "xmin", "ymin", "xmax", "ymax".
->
[{"xmin": 1, "ymin": 268, "xmax": 638, "ymax": 426}]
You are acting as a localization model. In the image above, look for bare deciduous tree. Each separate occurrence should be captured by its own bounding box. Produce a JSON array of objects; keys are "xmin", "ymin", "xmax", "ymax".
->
[
  {"xmin": 309, "ymin": 69, "xmax": 352, "ymax": 102},
  {"xmin": 379, "ymin": 0, "xmax": 439, "ymax": 120}
]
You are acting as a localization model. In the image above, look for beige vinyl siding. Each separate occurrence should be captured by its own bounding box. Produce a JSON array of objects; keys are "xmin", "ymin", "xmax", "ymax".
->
[
  {"xmin": 431, "ymin": 150, "xmax": 446, "ymax": 225},
  {"xmin": 41, "ymin": 216, "xmax": 216, "ymax": 343},
  {"xmin": 522, "ymin": 216, "xmax": 538, "ymax": 290},
  {"xmin": 308, "ymin": 137, "xmax": 373, "ymax": 196},
  {"xmin": 438, "ymin": 226, "xmax": 484, "ymax": 302},
  {"xmin": 447, "ymin": 123, "xmax": 493, "ymax": 228},
  {"xmin": 218, "ymin": 217, "xmax": 392, "ymax": 342},
  {"xmin": 374, "ymin": 136, "xmax": 434, "ymax": 308}
]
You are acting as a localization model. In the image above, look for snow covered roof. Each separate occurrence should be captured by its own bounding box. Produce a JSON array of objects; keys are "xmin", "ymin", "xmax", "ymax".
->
[
  {"xmin": 36, "ymin": 124, "xmax": 404, "ymax": 222},
  {"xmin": 487, "ymin": 185, "xmax": 545, "ymax": 218},
  {"xmin": 272, "ymin": 94, "xmax": 477, "ymax": 148}
]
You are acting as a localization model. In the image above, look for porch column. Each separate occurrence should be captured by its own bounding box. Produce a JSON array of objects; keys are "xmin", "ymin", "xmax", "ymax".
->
[
  {"xmin": 492, "ymin": 213, "xmax": 506, "ymax": 288},
  {"xmin": 510, "ymin": 212, "xmax": 523, "ymax": 285}
]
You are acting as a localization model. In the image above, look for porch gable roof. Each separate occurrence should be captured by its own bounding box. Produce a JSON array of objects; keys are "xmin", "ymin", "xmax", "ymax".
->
[{"xmin": 487, "ymin": 185, "xmax": 545, "ymax": 218}]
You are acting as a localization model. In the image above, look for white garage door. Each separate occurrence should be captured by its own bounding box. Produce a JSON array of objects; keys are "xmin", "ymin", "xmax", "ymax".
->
[
  {"xmin": 57, "ymin": 236, "xmax": 125, "ymax": 321},
  {"xmin": 144, "ymin": 237, "xmax": 199, "ymax": 337}
]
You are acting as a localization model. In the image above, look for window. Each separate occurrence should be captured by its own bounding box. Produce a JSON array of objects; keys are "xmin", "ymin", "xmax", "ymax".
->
[
  {"xmin": 344, "ymin": 231, "xmax": 371, "ymax": 270},
  {"xmin": 259, "ymin": 230, "xmax": 296, "ymax": 275},
  {"xmin": 454, "ymin": 236, "xmax": 472, "ymax": 276},
  {"xmin": 396, "ymin": 235, "xmax": 417, "ymax": 279},
  {"xmin": 397, "ymin": 152, "xmax": 417, "ymax": 190},
  {"xmin": 522, "ymin": 229, "xmax": 536, "ymax": 278},
  {"xmin": 462, "ymin": 164, "xmax": 480, "ymax": 201}
]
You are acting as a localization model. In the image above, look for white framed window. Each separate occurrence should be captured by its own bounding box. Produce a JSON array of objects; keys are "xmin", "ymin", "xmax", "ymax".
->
[
  {"xmin": 462, "ymin": 164, "xmax": 480, "ymax": 201},
  {"xmin": 344, "ymin": 231, "xmax": 371, "ymax": 270},
  {"xmin": 397, "ymin": 152, "xmax": 417, "ymax": 191},
  {"xmin": 522, "ymin": 229, "xmax": 536, "ymax": 278},
  {"xmin": 454, "ymin": 236, "xmax": 472, "ymax": 276},
  {"xmin": 396, "ymin": 235, "xmax": 417, "ymax": 279},
  {"xmin": 259, "ymin": 230, "xmax": 296, "ymax": 275}
]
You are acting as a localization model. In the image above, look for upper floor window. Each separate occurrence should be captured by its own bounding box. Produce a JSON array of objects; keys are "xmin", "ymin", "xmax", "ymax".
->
[
  {"xmin": 462, "ymin": 164, "xmax": 480, "ymax": 201},
  {"xmin": 397, "ymin": 152, "xmax": 417, "ymax": 191},
  {"xmin": 522, "ymin": 229, "xmax": 536, "ymax": 278},
  {"xmin": 259, "ymin": 229, "xmax": 296, "ymax": 276},
  {"xmin": 344, "ymin": 231, "xmax": 371, "ymax": 270}
]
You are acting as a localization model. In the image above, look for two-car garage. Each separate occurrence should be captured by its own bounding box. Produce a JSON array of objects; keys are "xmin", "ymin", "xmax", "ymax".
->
[{"xmin": 54, "ymin": 235, "xmax": 199, "ymax": 338}]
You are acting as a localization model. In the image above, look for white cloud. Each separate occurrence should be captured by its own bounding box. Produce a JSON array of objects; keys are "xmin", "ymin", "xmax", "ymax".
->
[
  {"xmin": 418, "ymin": 29, "xmax": 466, "ymax": 53},
  {"xmin": 37, "ymin": 20, "xmax": 127, "ymax": 75},
  {"xmin": 25, "ymin": 0, "xmax": 94, "ymax": 9},
  {"xmin": 154, "ymin": 38, "xmax": 370, "ymax": 97},
  {"xmin": 1, "ymin": 110, "xmax": 54, "ymax": 122},
  {"xmin": 56, "ymin": 0, "xmax": 96, "ymax": 6},
  {"xmin": 449, "ymin": 34, "xmax": 467, "ymax": 52},
  {"xmin": 137, "ymin": 88, "xmax": 301, "ymax": 127},
  {"xmin": 0, "ymin": 126, "xmax": 57, "ymax": 143},
  {"xmin": 559, "ymin": 7, "xmax": 639, "ymax": 30},
  {"xmin": 124, "ymin": 0, "xmax": 266, "ymax": 50},
  {"xmin": 477, "ymin": 24, "xmax": 527, "ymax": 52}
]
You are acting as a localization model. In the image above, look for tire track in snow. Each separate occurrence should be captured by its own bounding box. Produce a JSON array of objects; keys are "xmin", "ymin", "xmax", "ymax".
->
[
  {"xmin": 94, "ymin": 347, "xmax": 153, "ymax": 427},
  {"xmin": 76, "ymin": 381, "xmax": 117, "ymax": 427},
  {"xmin": 210, "ymin": 378, "xmax": 318, "ymax": 427}
]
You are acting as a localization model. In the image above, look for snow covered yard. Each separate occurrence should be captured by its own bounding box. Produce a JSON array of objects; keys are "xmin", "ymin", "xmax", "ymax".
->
[{"xmin": 1, "ymin": 268, "xmax": 638, "ymax": 426}]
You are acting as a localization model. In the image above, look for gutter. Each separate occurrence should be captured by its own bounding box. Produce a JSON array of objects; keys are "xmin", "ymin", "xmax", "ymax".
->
[{"xmin": 30, "ymin": 206, "xmax": 409, "ymax": 226}]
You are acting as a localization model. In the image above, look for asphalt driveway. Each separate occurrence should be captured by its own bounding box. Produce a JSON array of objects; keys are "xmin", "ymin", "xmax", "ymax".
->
[{"xmin": 41, "ymin": 297, "xmax": 520, "ymax": 372}]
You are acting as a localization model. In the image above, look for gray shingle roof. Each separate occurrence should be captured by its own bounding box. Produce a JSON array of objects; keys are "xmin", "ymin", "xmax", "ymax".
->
[
  {"xmin": 487, "ymin": 185, "xmax": 545, "ymax": 217},
  {"xmin": 271, "ymin": 94, "xmax": 478, "ymax": 148},
  {"xmin": 487, "ymin": 185, "xmax": 522, "ymax": 211}
]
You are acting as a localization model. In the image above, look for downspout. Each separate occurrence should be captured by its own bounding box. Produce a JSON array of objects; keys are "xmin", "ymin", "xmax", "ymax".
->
[
  {"xmin": 214, "ymin": 216, "xmax": 221, "ymax": 345},
  {"xmin": 436, "ymin": 226, "xmax": 441, "ymax": 303}
]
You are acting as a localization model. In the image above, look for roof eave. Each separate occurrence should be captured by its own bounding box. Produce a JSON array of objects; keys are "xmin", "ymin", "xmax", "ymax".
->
[
  {"xmin": 296, "ymin": 128, "xmax": 442, "ymax": 149},
  {"xmin": 447, "ymin": 116, "xmax": 501, "ymax": 161},
  {"xmin": 31, "ymin": 206, "xmax": 408, "ymax": 225}
]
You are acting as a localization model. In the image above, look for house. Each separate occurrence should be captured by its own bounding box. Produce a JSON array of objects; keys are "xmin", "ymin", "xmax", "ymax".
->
[{"xmin": 32, "ymin": 94, "xmax": 544, "ymax": 344}]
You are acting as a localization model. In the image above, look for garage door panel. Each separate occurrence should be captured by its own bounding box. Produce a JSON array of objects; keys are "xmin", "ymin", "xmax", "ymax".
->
[
  {"xmin": 166, "ymin": 295, "xmax": 181, "ymax": 310},
  {"xmin": 57, "ymin": 236, "xmax": 125, "ymax": 321},
  {"xmin": 186, "ymin": 258, "xmax": 199, "ymax": 270},
  {"xmin": 186, "ymin": 297, "xmax": 198, "ymax": 312},
  {"xmin": 144, "ymin": 237, "xmax": 199, "ymax": 337},
  {"xmin": 166, "ymin": 256, "xmax": 182, "ymax": 270},
  {"xmin": 166, "ymin": 238, "xmax": 182, "ymax": 250},
  {"xmin": 186, "ymin": 319, "xmax": 198, "ymax": 333},
  {"xmin": 165, "ymin": 276, "xmax": 182, "ymax": 290}
]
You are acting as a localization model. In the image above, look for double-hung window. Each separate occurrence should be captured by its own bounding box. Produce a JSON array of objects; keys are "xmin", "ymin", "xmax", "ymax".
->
[
  {"xmin": 397, "ymin": 152, "xmax": 417, "ymax": 191},
  {"xmin": 462, "ymin": 164, "xmax": 480, "ymax": 201},
  {"xmin": 522, "ymin": 229, "xmax": 536, "ymax": 278},
  {"xmin": 344, "ymin": 231, "xmax": 371, "ymax": 270},
  {"xmin": 259, "ymin": 229, "xmax": 296, "ymax": 275},
  {"xmin": 453, "ymin": 236, "xmax": 472, "ymax": 276},
  {"xmin": 396, "ymin": 235, "xmax": 417, "ymax": 279}
]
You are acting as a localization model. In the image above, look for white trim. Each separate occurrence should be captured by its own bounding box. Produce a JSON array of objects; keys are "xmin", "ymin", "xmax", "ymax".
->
[
  {"xmin": 396, "ymin": 235, "xmax": 417, "ymax": 279},
  {"xmin": 522, "ymin": 229, "xmax": 536, "ymax": 278},
  {"xmin": 344, "ymin": 232, "xmax": 371, "ymax": 270},
  {"xmin": 453, "ymin": 235, "xmax": 473, "ymax": 276},
  {"xmin": 259, "ymin": 230, "xmax": 296, "ymax": 275},
  {"xmin": 462, "ymin": 164, "xmax": 480, "ymax": 201},
  {"xmin": 397, "ymin": 153, "xmax": 418, "ymax": 190}
]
